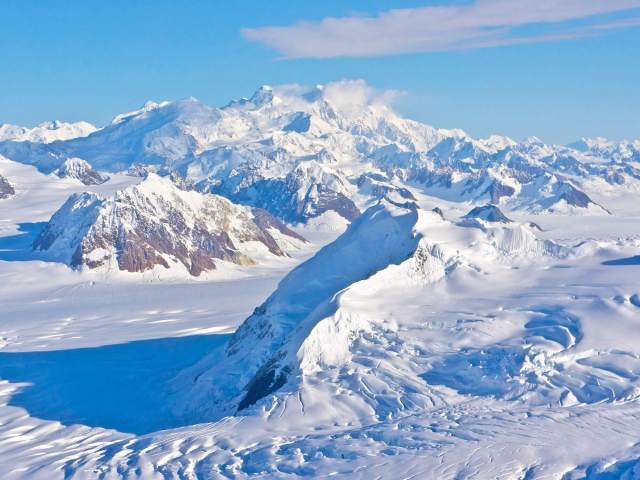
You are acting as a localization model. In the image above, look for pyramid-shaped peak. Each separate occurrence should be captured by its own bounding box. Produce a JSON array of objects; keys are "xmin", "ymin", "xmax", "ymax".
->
[
  {"xmin": 464, "ymin": 204, "xmax": 512, "ymax": 223},
  {"xmin": 249, "ymin": 85, "xmax": 275, "ymax": 105}
]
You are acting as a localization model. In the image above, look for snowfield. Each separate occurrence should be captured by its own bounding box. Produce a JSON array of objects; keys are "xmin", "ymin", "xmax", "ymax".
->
[{"xmin": 0, "ymin": 83, "xmax": 640, "ymax": 479}]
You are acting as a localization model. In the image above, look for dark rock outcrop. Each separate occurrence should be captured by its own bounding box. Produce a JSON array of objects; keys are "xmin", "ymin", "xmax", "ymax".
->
[
  {"xmin": 33, "ymin": 174, "xmax": 306, "ymax": 275},
  {"xmin": 485, "ymin": 181, "xmax": 516, "ymax": 204},
  {"xmin": 56, "ymin": 158, "xmax": 109, "ymax": 185},
  {"xmin": 464, "ymin": 204, "xmax": 513, "ymax": 223},
  {"xmin": 0, "ymin": 175, "xmax": 14, "ymax": 199}
]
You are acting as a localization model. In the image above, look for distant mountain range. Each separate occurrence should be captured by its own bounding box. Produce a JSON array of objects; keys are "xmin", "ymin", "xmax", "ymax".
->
[
  {"xmin": 0, "ymin": 120, "xmax": 96, "ymax": 143},
  {"xmin": 1, "ymin": 81, "xmax": 638, "ymax": 225}
]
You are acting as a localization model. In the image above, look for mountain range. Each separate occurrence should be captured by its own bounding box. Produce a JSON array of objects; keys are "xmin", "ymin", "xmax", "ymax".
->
[
  {"xmin": 2, "ymin": 82, "xmax": 640, "ymax": 478},
  {"xmin": 1, "ymin": 81, "xmax": 637, "ymax": 228}
]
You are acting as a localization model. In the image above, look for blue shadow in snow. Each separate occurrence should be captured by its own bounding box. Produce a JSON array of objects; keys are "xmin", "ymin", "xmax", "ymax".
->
[
  {"xmin": 0, "ymin": 334, "xmax": 230, "ymax": 435},
  {"xmin": 602, "ymin": 255, "xmax": 640, "ymax": 266},
  {"xmin": 0, "ymin": 222, "xmax": 47, "ymax": 261}
]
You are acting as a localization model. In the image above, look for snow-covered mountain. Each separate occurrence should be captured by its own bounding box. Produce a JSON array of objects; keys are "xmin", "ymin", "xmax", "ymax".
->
[
  {"xmin": 3, "ymin": 83, "xmax": 640, "ymax": 479},
  {"xmin": 0, "ymin": 120, "xmax": 97, "ymax": 143},
  {"xmin": 464, "ymin": 203, "xmax": 513, "ymax": 223},
  {"xmin": 0, "ymin": 81, "xmax": 636, "ymax": 225},
  {"xmin": 33, "ymin": 173, "xmax": 306, "ymax": 275},
  {"xmin": 177, "ymin": 200, "xmax": 571, "ymax": 420},
  {"xmin": 54, "ymin": 157, "xmax": 110, "ymax": 185}
]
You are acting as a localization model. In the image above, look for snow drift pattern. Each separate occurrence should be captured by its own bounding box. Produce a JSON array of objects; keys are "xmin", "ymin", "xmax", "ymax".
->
[{"xmin": 178, "ymin": 200, "xmax": 570, "ymax": 420}]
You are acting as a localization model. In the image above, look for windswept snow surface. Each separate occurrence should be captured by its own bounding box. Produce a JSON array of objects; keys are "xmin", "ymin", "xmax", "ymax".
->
[
  {"xmin": 1, "ymin": 84, "xmax": 640, "ymax": 479},
  {"xmin": 1, "ymin": 173, "xmax": 639, "ymax": 478}
]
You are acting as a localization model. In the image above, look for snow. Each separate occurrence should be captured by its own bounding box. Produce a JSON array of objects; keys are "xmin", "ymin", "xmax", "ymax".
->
[
  {"xmin": 4, "ymin": 81, "xmax": 635, "ymax": 224},
  {"xmin": 33, "ymin": 173, "xmax": 307, "ymax": 276},
  {"xmin": 0, "ymin": 120, "xmax": 97, "ymax": 143},
  {"xmin": 54, "ymin": 157, "xmax": 110, "ymax": 185},
  {"xmin": 0, "ymin": 84, "xmax": 640, "ymax": 479},
  {"xmin": 0, "ymin": 203, "xmax": 631, "ymax": 478}
]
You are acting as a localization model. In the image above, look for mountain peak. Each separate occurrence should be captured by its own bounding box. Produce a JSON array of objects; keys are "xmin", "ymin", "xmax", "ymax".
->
[
  {"xmin": 33, "ymin": 174, "xmax": 306, "ymax": 276},
  {"xmin": 567, "ymin": 136, "xmax": 613, "ymax": 152},
  {"xmin": 522, "ymin": 135, "xmax": 544, "ymax": 145},
  {"xmin": 249, "ymin": 85, "xmax": 275, "ymax": 105},
  {"xmin": 111, "ymin": 100, "xmax": 171, "ymax": 124},
  {"xmin": 464, "ymin": 204, "xmax": 512, "ymax": 223},
  {"xmin": 55, "ymin": 157, "xmax": 109, "ymax": 185},
  {"xmin": 0, "ymin": 120, "xmax": 97, "ymax": 143}
]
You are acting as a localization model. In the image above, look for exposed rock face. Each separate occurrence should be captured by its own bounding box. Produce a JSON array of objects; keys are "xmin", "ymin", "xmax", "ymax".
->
[
  {"xmin": 485, "ymin": 181, "xmax": 516, "ymax": 204},
  {"xmin": 557, "ymin": 182, "xmax": 596, "ymax": 209},
  {"xmin": 0, "ymin": 174, "xmax": 15, "ymax": 199},
  {"xmin": 55, "ymin": 158, "xmax": 110, "ymax": 185},
  {"xmin": 431, "ymin": 206, "xmax": 445, "ymax": 220},
  {"xmin": 33, "ymin": 174, "xmax": 306, "ymax": 275},
  {"xmin": 215, "ymin": 161, "xmax": 361, "ymax": 223},
  {"xmin": 356, "ymin": 172, "xmax": 416, "ymax": 202},
  {"xmin": 464, "ymin": 204, "xmax": 513, "ymax": 223}
]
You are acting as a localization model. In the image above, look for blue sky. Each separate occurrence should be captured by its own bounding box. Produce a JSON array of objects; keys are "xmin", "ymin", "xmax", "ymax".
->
[{"xmin": 1, "ymin": 0, "xmax": 639, "ymax": 144}]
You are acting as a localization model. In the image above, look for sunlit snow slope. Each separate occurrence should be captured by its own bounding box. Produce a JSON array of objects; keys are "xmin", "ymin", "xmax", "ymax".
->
[{"xmin": 0, "ymin": 82, "xmax": 640, "ymax": 479}]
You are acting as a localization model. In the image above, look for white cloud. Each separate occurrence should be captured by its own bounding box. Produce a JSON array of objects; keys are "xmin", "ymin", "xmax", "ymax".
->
[
  {"xmin": 241, "ymin": 0, "xmax": 640, "ymax": 58},
  {"xmin": 321, "ymin": 80, "xmax": 402, "ymax": 113},
  {"xmin": 265, "ymin": 80, "xmax": 403, "ymax": 118}
]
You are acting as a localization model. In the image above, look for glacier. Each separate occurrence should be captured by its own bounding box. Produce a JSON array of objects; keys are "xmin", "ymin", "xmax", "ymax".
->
[{"xmin": 0, "ymin": 81, "xmax": 639, "ymax": 479}]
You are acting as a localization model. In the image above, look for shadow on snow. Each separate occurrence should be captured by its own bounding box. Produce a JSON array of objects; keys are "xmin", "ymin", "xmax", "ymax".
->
[
  {"xmin": 0, "ymin": 333, "xmax": 230, "ymax": 435},
  {"xmin": 0, "ymin": 222, "xmax": 47, "ymax": 262},
  {"xmin": 602, "ymin": 255, "xmax": 640, "ymax": 266}
]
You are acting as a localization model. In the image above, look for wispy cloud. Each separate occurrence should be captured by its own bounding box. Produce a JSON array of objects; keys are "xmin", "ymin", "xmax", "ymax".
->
[{"xmin": 242, "ymin": 0, "xmax": 640, "ymax": 58}]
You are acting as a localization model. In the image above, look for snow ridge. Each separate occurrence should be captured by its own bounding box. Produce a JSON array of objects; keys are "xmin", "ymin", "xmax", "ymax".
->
[{"xmin": 177, "ymin": 201, "xmax": 570, "ymax": 422}]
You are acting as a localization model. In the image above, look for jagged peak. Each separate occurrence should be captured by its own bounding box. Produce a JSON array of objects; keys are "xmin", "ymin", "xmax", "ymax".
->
[
  {"xmin": 463, "ymin": 204, "xmax": 513, "ymax": 223},
  {"xmin": 55, "ymin": 157, "xmax": 110, "ymax": 185},
  {"xmin": 33, "ymin": 173, "xmax": 305, "ymax": 276},
  {"xmin": 248, "ymin": 85, "xmax": 275, "ymax": 106}
]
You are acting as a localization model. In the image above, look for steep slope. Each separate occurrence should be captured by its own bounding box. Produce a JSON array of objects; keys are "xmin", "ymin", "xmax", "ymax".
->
[
  {"xmin": 177, "ymin": 200, "xmax": 421, "ymax": 417},
  {"xmin": 177, "ymin": 200, "xmax": 570, "ymax": 421},
  {"xmin": 55, "ymin": 158, "xmax": 110, "ymax": 185},
  {"xmin": 33, "ymin": 174, "xmax": 306, "ymax": 275}
]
